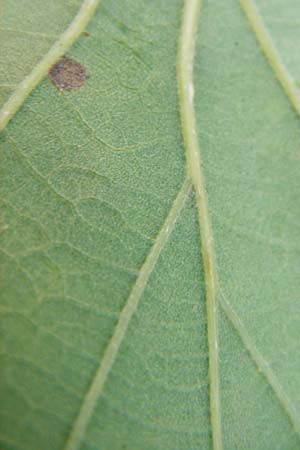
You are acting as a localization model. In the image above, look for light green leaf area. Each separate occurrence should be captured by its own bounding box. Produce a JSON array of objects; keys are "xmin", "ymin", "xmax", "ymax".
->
[
  {"xmin": 255, "ymin": 0, "xmax": 300, "ymax": 83},
  {"xmin": 0, "ymin": 0, "xmax": 82, "ymax": 106},
  {"xmin": 1, "ymin": 1, "xmax": 300, "ymax": 450}
]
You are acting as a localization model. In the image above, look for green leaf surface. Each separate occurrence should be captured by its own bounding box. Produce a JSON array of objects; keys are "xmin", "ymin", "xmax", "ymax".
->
[
  {"xmin": 1, "ymin": 0, "xmax": 300, "ymax": 449},
  {"xmin": 0, "ymin": 0, "xmax": 82, "ymax": 106}
]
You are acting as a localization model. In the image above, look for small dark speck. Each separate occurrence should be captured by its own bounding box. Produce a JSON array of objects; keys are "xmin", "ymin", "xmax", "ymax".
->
[
  {"xmin": 49, "ymin": 57, "xmax": 88, "ymax": 91},
  {"xmin": 82, "ymin": 31, "xmax": 90, "ymax": 37}
]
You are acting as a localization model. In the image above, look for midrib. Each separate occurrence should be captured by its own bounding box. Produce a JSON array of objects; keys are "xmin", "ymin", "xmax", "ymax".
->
[
  {"xmin": 178, "ymin": 0, "xmax": 300, "ymax": 445},
  {"xmin": 0, "ymin": 0, "xmax": 101, "ymax": 133},
  {"xmin": 177, "ymin": 1, "xmax": 223, "ymax": 449}
]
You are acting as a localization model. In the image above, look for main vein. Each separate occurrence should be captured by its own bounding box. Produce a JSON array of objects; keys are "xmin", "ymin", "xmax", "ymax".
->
[
  {"xmin": 177, "ymin": 1, "xmax": 222, "ymax": 449},
  {"xmin": 62, "ymin": 178, "xmax": 192, "ymax": 450},
  {"xmin": 240, "ymin": 0, "xmax": 300, "ymax": 115},
  {"xmin": 0, "ymin": 0, "xmax": 101, "ymax": 133}
]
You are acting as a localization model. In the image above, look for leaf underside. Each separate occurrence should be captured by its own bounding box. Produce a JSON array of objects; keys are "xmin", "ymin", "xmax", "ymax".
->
[
  {"xmin": 0, "ymin": 0, "xmax": 82, "ymax": 106},
  {"xmin": 1, "ymin": 1, "xmax": 300, "ymax": 450}
]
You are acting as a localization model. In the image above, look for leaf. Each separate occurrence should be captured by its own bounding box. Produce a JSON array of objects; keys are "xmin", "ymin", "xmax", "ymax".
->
[
  {"xmin": 1, "ymin": 0, "xmax": 300, "ymax": 449},
  {"xmin": 0, "ymin": 0, "xmax": 82, "ymax": 106}
]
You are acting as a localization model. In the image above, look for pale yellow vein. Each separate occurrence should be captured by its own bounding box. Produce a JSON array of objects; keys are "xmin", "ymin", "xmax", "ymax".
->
[
  {"xmin": 177, "ymin": 1, "xmax": 223, "ymax": 449},
  {"xmin": 0, "ymin": 0, "xmax": 101, "ymax": 133},
  {"xmin": 240, "ymin": 0, "xmax": 300, "ymax": 115},
  {"xmin": 62, "ymin": 178, "xmax": 192, "ymax": 450}
]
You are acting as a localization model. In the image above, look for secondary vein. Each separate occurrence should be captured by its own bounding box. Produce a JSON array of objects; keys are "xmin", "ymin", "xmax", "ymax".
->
[
  {"xmin": 0, "ymin": 0, "xmax": 101, "ymax": 133},
  {"xmin": 219, "ymin": 292, "xmax": 300, "ymax": 437},
  {"xmin": 239, "ymin": 0, "xmax": 300, "ymax": 436},
  {"xmin": 240, "ymin": 0, "xmax": 300, "ymax": 115},
  {"xmin": 177, "ymin": 1, "xmax": 223, "ymax": 449},
  {"xmin": 62, "ymin": 178, "xmax": 192, "ymax": 450}
]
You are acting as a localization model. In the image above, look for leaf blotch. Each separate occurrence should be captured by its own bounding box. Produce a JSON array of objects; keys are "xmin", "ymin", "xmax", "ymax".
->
[{"xmin": 49, "ymin": 57, "xmax": 88, "ymax": 91}]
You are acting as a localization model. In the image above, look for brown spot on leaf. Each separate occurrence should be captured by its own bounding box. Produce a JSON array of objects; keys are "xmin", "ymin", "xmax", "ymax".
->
[
  {"xmin": 49, "ymin": 57, "xmax": 88, "ymax": 91},
  {"xmin": 82, "ymin": 31, "xmax": 90, "ymax": 37}
]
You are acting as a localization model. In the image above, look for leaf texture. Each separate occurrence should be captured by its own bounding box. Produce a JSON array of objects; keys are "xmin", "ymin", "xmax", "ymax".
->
[
  {"xmin": 0, "ymin": 0, "xmax": 82, "ymax": 106},
  {"xmin": 1, "ymin": 0, "xmax": 300, "ymax": 449}
]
